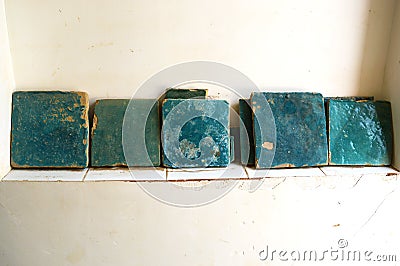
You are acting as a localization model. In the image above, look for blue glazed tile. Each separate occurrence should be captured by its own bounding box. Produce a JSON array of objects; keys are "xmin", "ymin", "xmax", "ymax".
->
[
  {"xmin": 239, "ymin": 99, "xmax": 255, "ymax": 165},
  {"xmin": 164, "ymin": 88, "xmax": 207, "ymax": 99},
  {"xmin": 252, "ymin": 92, "xmax": 328, "ymax": 168},
  {"xmin": 328, "ymin": 100, "xmax": 393, "ymax": 166},
  {"xmin": 11, "ymin": 91, "xmax": 89, "ymax": 168},
  {"xmin": 162, "ymin": 99, "xmax": 230, "ymax": 168},
  {"xmin": 91, "ymin": 99, "xmax": 129, "ymax": 167},
  {"xmin": 324, "ymin": 97, "xmax": 375, "ymax": 132},
  {"xmin": 119, "ymin": 99, "xmax": 161, "ymax": 167}
]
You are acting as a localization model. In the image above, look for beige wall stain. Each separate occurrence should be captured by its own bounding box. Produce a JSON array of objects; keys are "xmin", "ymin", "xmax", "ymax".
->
[{"xmin": 66, "ymin": 246, "xmax": 86, "ymax": 264}]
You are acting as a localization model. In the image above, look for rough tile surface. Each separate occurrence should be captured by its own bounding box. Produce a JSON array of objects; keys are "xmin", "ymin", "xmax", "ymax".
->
[
  {"xmin": 239, "ymin": 99, "xmax": 255, "ymax": 165},
  {"xmin": 252, "ymin": 92, "xmax": 328, "ymax": 168},
  {"xmin": 328, "ymin": 100, "xmax": 393, "ymax": 166},
  {"xmin": 324, "ymin": 96, "xmax": 374, "ymax": 104},
  {"xmin": 162, "ymin": 99, "xmax": 230, "ymax": 168},
  {"xmin": 11, "ymin": 91, "xmax": 89, "ymax": 168},
  {"xmin": 164, "ymin": 88, "xmax": 207, "ymax": 99},
  {"xmin": 120, "ymin": 99, "xmax": 161, "ymax": 167},
  {"xmin": 324, "ymin": 97, "xmax": 374, "ymax": 129},
  {"xmin": 91, "ymin": 99, "xmax": 129, "ymax": 167}
]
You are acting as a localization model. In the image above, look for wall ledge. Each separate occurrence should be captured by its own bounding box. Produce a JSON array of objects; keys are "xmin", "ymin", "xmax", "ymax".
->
[{"xmin": 2, "ymin": 164, "xmax": 398, "ymax": 182}]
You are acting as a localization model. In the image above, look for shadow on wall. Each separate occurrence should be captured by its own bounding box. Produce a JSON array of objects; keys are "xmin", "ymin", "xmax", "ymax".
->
[
  {"xmin": 357, "ymin": 0, "xmax": 397, "ymax": 98},
  {"xmin": 382, "ymin": 1, "xmax": 400, "ymax": 170}
]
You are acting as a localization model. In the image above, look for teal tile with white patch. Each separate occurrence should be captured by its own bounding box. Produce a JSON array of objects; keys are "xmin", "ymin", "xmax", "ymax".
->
[
  {"xmin": 162, "ymin": 99, "xmax": 230, "ymax": 168},
  {"xmin": 252, "ymin": 92, "xmax": 328, "ymax": 168}
]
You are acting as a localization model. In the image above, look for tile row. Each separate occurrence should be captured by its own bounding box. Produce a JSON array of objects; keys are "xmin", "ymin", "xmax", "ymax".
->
[
  {"xmin": 10, "ymin": 90, "xmax": 393, "ymax": 169},
  {"xmin": 240, "ymin": 94, "xmax": 393, "ymax": 168}
]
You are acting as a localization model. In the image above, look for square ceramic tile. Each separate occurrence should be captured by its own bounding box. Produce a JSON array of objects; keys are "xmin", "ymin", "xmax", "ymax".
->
[
  {"xmin": 85, "ymin": 168, "xmax": 166, "ymax": 181},
  {"xmin": 167, "ymin": 163, "xmax": 246, "ymax": 180},
  {"xmin": 328, "ymin": 100, "xmax": 393, "ymax": 165},
  {"xmin": 320, "ymin": 166, "xmax": 399, "ymax": 176},
  {"xmin": 251, "ymin": 92, "xmax": 328, "ymax": 168},
  {"xmin": 162, "ymin": 99, "xmax": 231, "ymax": 168},
  {"xmin": 91, "ymin": 99, "xmax": 130, "ymax": 167},
  {"xmin": 2, "ymin": 169, "xmax": 87, "ymax": 181},
  {"xmin": 245, "ymin": 167, "xmax": 326, "ymax": 178},
  {"xmin": 11, "ymin": 91, "xmax": 89, "ymax": 168}
]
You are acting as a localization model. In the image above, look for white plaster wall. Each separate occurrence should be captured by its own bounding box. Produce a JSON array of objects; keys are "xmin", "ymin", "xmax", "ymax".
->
[
  {"xmin": 0, "ymin": 0, "xmax": 14, "ymax": 177},
  {"xmin": 4, "ymin": 0, "xmax": 396, "ymax": 99},
  {"xmin": 383, "ymin": 1, "xmax": 400, "ymax": 170}
]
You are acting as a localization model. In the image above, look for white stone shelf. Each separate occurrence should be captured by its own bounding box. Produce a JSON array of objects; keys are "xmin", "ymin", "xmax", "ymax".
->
[
  {"xmin": 2, "ymin": 169, "xmax": 88, "ymax": 182},
  {"xmin": 85, "ymin": 168, "xmax": 166, "ymax": 181},
  {"xmin": 167, "ymin": 163, "xmax": 247, "ymax": 181},
  {"xmin": 1, "ymin": 164, "xmax": 398, "ymax": 182},
  {"xmin": 320, "ymin": 166, "xmax": 399, "ymax": 176},
  {"xmin": 245, "ymin": 167, "xmax": 326, "ymax": 178}
]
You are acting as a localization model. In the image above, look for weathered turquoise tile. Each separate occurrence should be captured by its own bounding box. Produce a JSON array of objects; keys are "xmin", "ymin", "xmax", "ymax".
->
[
  {"xmin": 328, "ymin": 100, "xmax": 393, "ymax": 165},
  {"xmin": 324, "ymin": 97, "xmax": 374, "ymax": 119},
  {"xmin": 252, "ymin": 92, "xmax": 328, "ymax": 168},
  {"xmin": 91, "ymin": 99, "xmax": 129, "ymax": 167},
  {"xmin": 116, "ymin": 99, "xmax": 161, "ymax": 167},
  {"xmin": 239, "ymin": 99, "xmax": 255, "ymax": 165},
  {"xmin": 11, "ymin": 91, "xmax": 89, "ymax": 168},
  {"xmin": 162, "ymin": 99, "xmax": 230, "ymax": 168},
  {"xmin": 164, "ymin": 88, "xmax": 207, "ymax": 99},
  {"xmin": 324, "ymin": 97, "xmax": 375, "ymax": 132}
]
